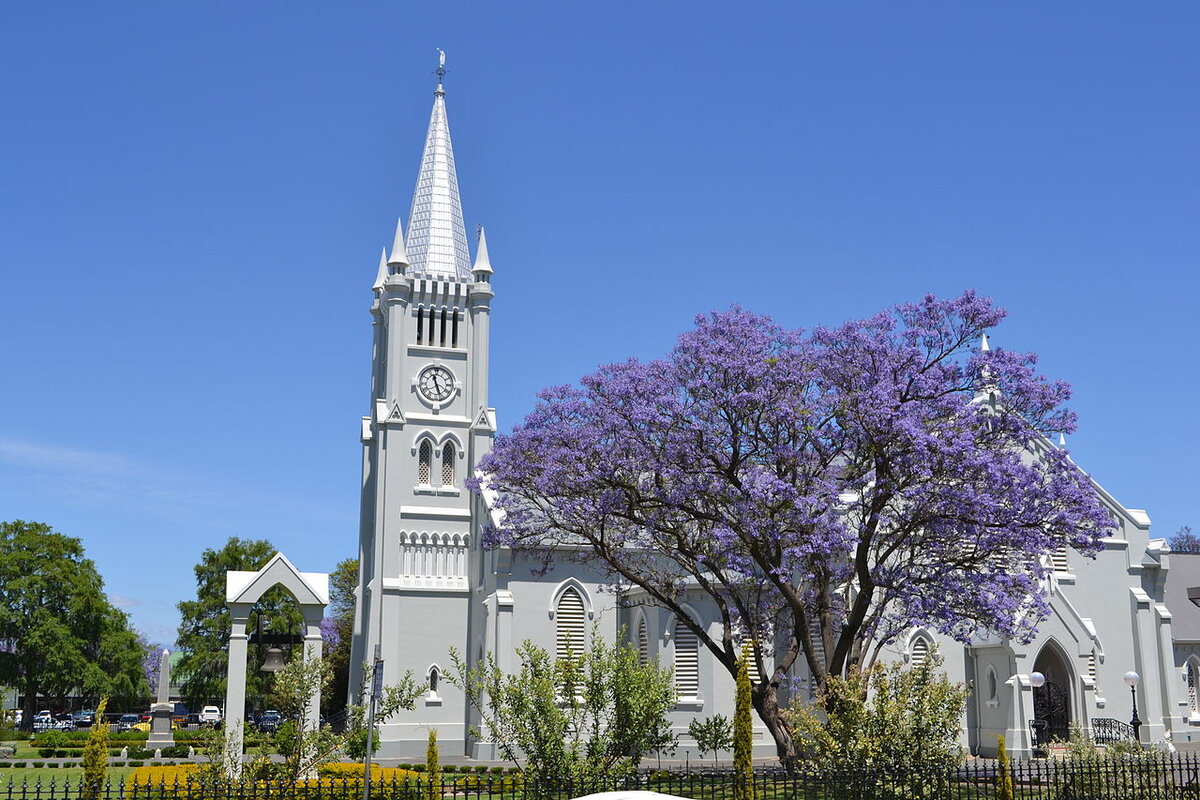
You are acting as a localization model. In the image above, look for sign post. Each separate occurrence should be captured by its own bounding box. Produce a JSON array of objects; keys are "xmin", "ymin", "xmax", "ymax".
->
[{"xmin": 362, "ymin": 650, "xmax": 383, "ymax": 800}]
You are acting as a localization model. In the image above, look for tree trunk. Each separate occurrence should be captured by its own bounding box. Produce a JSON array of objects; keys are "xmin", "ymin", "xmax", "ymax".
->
[
  {"xmin": 752, "ymin": 681, "xmax": 798, "ymax": 772},
  {"xmin": 19, "ymin": 682, "xmax": 37, "ymax": 732}
]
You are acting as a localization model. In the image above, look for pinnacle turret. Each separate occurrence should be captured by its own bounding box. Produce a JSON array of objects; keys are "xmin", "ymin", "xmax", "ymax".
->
[
  {"xmin": 472, "ymin": 226, "xmax": 493, "ymax": 278},
  {"xmin": 388, "ymin": 217, "xmax": 409, "ymax": 270},
  {"xmin": 373, "ymin": 248, "xmax": 388, "ymax": 291}
]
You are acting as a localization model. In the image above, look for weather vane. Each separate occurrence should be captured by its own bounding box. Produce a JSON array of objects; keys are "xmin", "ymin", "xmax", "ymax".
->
[{"xmin": 435, "ymin": 48, "xmax": 447, "ymax": 85}]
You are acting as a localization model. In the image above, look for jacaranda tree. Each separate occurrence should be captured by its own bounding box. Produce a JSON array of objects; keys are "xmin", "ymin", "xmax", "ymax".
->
[{"xmin": 473, "ymin": 292, "xmax": 1113, "ymax": 766}]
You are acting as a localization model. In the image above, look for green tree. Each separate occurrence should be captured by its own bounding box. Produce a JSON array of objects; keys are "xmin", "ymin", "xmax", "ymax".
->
[
  {"xmin": 734, "ymin": 647, "xmax": 756, "ymax": 800},
  {"xmin": 688, "ymin": 715, "xmax": 732, "ymax": 767},
  {"xmin": 175, "ymin": 537, "xmax": 303, "ymax": 709},
  {"xmin": 81, "ymin": 696, "xmax": 110, "ymax": 800},
  {"xmin": 995, "ymin": 735, "xmax": 1014, "ymax": 800},
  {"xmin": 342, "ymin": 659, "xmax": 423, "ymax": 760},
  {"xmin": 0, "ymin": 520, "xmax": 148, "ymax": 729},
  {"xmin": 448, "ymin": 630, "xmax": 675, "ymax": 794},
  {"xmin": 425, "ymin": 729, "xmax": 440, "ymax": 800},
  {"xmin": 322, "ymin": 557, "xmax": 357, "ymax": 718}
]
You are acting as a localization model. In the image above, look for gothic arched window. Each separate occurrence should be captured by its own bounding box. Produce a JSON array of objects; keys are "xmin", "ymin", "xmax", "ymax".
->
[
  {"xmin": 637, "ymin": 616, "xmax": 649, "ymax": 665},
  {"xmin": 674, "ymin": 617, "xmax": 700, "ymax": 699},
  {"xmin": 428, "ymin": 665, "xmax": 440, "ymax": 695},
  {"xmin": 909, "ymin": 634, "xmax": 932, "ymax": 670},
  {"xmin": 555, "ymin": 588, "xmax": 586, "ymax": 663},
  {"xmin": 418, "ymin": 440, "xmax": 432, "ymax": 485},
  {"xmin": 441, "ymin": 442, "xmax": 455, "ymax": 486}
]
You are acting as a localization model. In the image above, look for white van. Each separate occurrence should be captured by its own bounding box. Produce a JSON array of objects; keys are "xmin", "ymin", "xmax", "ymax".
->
[{"xmin": 199, "ymin": 706, "xmax": 222, "ymax": 725}]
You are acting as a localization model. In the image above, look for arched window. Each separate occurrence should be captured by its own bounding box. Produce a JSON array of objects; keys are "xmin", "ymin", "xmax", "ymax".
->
[
  {"xmin": 428, "ymin": 665, "xmax": 440, "ymax": 695},
  {"xmin": 637, "ymin": 616, "xmax": 649, "ymax": 665},
  {"xmin": 418, "ymin": 440, "xmax": 432, "ymax": 485},
  {"xmin": 1188, "ymin": 661, "xmax": 1198, "ymax": 713},
  {"xmin": 909, "ymin": 635, "xmax": 932, "ymax": 670},
  {"xmin": 441, "ymin": 442, "xmax": 455, "ymax": 486},
  {"xmin": 986, "ymin": 668, "xmax": 998, "ymax": 702},
  {"xmin": 674, "ymin": 617, "xmax": 700, "ymax": 699},
  {"xmin": 555, "ymin": 588, "xmax": 586, "ymax": 663}
]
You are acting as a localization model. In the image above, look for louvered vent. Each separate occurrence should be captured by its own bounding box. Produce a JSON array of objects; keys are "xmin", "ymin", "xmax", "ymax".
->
[
  {"xmin": 739, "ymin": 640, "xmax": 765, "ymax": 683},
  {"xmin": 809, "ymin": 620, "xmax": 826, "ymax": 667},
  {"xmin": 638, "ymin": 617, "xmax": 650, "ymax": 665},
  {"xmin": 1088, "ymin": 651, "xmax": 1097, "ymax": 685},
  {"xmin": 910, "ymin": 636, "xmax": 931, "ymax": 670},
  {"xmin": 418, "ymin": 441, "xmax": 432, "ymax": 485},
  {"xmin": 1189, "ymin": 663, "xmax": 1198, "ymax": 712},
  {"xmin": 1051, "ymin": 546, "xmax": 1070, "ymax": 573},
  {"xmin": 441, "ymin": 442, "xmax": 455, "ymax": 486},
  {"xmin": 674, "ymin": 619, "xmax": 700, "ymax": 699},
  {"xmin": 556, "ymin": 588, "xmax": 586, "ymax": 662}
]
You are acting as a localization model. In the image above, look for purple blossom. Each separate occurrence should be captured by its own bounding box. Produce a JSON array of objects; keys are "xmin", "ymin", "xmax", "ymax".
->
[{"xmin": 474, "ymin": 292, "xmax": 1113, "ymax": 762}]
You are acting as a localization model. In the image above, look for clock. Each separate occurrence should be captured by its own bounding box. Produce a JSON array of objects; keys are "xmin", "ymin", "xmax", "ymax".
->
[{"xmin": 418, "ymin": 365, "xmax": 455, "ymax": 402}]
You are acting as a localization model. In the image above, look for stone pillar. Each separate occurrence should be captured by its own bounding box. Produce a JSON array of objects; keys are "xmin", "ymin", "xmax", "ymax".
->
[
  {"xmin": 223, "ymin": 603, "xmax": 252, "ymax": 778},
  {"xmin": 302, "ymin": 606, "xmax": 325, "ymax": 734}
]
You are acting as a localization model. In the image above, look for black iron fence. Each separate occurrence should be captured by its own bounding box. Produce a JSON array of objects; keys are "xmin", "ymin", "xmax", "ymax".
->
[{"xmin": 4, "ymin": 755, "xmax": 1200, "ymax": 800}]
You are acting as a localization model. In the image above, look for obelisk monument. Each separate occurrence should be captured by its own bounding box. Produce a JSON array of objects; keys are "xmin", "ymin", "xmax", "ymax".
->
[{"xmin": 147, "ymin": 649, "xmax": 175, "ymax": 748}]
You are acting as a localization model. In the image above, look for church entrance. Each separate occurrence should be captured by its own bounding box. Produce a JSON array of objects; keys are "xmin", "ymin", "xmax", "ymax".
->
[{"xmin": 1032, "ymin": 642, "xmax": 1073, "ymax": 744}]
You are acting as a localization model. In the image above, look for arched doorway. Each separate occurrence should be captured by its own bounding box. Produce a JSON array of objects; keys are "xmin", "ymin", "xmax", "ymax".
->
[{"xmin": 1032, "ymin": 641, "xmax": 1073, "ymax": 743}]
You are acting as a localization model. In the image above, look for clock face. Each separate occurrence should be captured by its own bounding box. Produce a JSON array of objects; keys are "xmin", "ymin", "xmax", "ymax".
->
[{"xmin": 418, "ymin": 365, "xmax": 455, "ymax": 402}]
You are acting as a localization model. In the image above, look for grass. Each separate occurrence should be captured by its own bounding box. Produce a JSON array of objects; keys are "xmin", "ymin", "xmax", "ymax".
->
[{"xmin": 0, "ymin": 765, "xmax": 138, "ymax": 787}]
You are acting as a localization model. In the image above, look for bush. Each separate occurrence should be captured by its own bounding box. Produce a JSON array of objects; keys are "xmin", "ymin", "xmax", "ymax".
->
[
  {"xmin": 38, "ymin": 747, "xmax": 55, "ymax": 758},
  {"xmin": 111, "ymin": 760, "xmax": 125, "ymax": 767},
  {"xmin": 0, "ymin": 763, "xmax": 9, "ymax": 768},
  {"xmin": 160, "ymin": 745, "xmax": 190, "ymax": 759},
  {"xmin": 47, "ymin": 763, "xmax": 60, "ymax": 768},
  {"xmin": 127, "ymin": 746, "xmax": 153, "ymax": 759},
  {"xmin": 32, "ymin": 762, "xmax": 44, "ymax": 768},
  {"xmin": 788, "ymin": 647, "xmax": 968, "ymax": 784},
  {"xmin": 0, "ymin": 746, "xmax": 14, "ymax": 759},
  {"xmin": 443, "ymin": 765, "xmax": 457, "ymax": 773},
  {"xmin": 36, "ymin": 730, "xmax": 68, "ymax": 749},
  {"xmin": 128, "ymin": 760, "xmax": 144, "ymax": 767}
]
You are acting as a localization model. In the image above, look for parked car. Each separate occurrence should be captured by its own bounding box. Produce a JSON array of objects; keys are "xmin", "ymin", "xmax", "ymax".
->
[
  {"xmin": 199, "ymin": 705, "xmax": 222, "ymax": 726},
  {"xmin": 117, "ymin": 714, "xmax": 141, "ymax": 732},
  {"xmin": 72, "ymin": 710, "xmax": 95, "ymax": 729},
  {"xmin": 257, "ymin": 710, "xmax": 282, "ymax": 733},
  {"xmin": 54, "ymin": 715, "xmax": 75, "ymax": 731}
]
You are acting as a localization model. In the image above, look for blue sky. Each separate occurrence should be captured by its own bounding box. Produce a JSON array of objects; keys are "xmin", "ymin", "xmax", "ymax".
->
[{"xmin": 1, "ymin": 3, "xmax": 1197, "ymax": 645}]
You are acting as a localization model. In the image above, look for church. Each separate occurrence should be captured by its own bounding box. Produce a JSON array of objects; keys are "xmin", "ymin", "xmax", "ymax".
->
[{"xmin": 347, "ymin": 70, "xmax": 1192, "ymax": 761}]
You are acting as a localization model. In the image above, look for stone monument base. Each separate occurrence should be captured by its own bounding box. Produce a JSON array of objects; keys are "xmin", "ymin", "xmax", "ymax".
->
[{"xmin": 147, "ymin": 702, "xmax": 175, "ymax": 748}]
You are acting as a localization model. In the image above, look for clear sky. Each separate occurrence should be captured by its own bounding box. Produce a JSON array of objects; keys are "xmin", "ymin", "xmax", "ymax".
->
[{"xmin": 1, "ymin": 3, "xmax": 1197, "ymax": 646}]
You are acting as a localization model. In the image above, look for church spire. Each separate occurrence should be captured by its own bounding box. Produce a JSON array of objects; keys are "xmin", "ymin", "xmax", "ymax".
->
[{"xmin": 405, "ymin": 50, "xmax": 470, "ymax": 280}]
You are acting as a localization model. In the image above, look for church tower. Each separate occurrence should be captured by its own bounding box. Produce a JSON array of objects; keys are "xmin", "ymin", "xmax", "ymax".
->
[{"xmin": 350, "ymin": 61, "xmax": 495, "ymax": 757}]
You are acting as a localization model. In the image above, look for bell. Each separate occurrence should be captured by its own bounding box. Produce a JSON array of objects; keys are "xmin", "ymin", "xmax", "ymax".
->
[{"xmin": 260, "ymin": 646, "xmax": 286, "ymax": 673}]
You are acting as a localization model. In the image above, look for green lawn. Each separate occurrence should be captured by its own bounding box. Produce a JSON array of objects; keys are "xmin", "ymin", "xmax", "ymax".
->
[{"xmin": 0, "ymin": 765, "xmax": 138, "ymax": 787}]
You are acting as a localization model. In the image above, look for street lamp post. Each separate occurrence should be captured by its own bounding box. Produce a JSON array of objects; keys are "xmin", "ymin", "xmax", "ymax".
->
[
  {"xmin": 1028, "ymin": 672, "xmax": 1047, "ymax": 751},
  {"xmin": 1124, "ymin": 671, "xmax": 1142, "ymax": 742}
]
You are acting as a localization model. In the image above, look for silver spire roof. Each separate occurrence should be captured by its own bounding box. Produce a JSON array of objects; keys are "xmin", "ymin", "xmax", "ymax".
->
[{"xmin": 405, "ymin": 76, "xmax": 470, "ymax": 280}]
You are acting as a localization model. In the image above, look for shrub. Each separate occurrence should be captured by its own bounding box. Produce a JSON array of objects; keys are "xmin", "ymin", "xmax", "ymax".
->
[
  {"xmin": 160, "ymin": 745, "xmax": 190, "ymax": 759},
  {"xmin": 734, "ymin": 647, "xmax": 755, "ymax": 800},
  {"xmin": 38, "ymin": 747, "xmax": 55, "ymax": 758},
  {"xmin": 787, "ymin": 647, "xmax": 969, "ymax": 782},
  {"xmin": 128, "ymin": 760, "xmax": 144, "ymax": 767},
  {"xmin": 443, "ymin": 765, "xmax": 457, "ymax": 773},
  {"xmin": 47, "ymin": 763, "xmax": 60, "ymax": 768},
  {"xmin": 82, "ymin": 696, "xmax": 111, "ymax": 800},
  {"xmin": 996, "ymin": 735, "xmax": 1014, "ymax": 800},
  {"xmin": 32, "ymin": 762, "xmax": 44, "ymax": 768},
  {"xmin": 127, "ymin": 746, "xmax": 153, "ymax": 759},
  {"xmin": 36, "ymin": 730, "xmax": 68, "ymax": 749},
  {"xmin": 0, "ymin": 745, "xmax": 15, "ymax": 759},
  {"xmin": 54, "ymin": 749, "xmax": 69, "ymax": 758},
  {"xmin": 111, "ymin": 760, "xmax": 125, "ymax": 767},
  {"xmin": 0, "ymin": 763, "xmax": 9, "ymax": 769}
]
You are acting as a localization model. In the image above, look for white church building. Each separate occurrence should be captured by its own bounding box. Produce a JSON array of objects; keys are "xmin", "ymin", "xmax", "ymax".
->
[{"xmin": 348, "ymin": 70, "xmax": 1191, "ymax": 761}]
